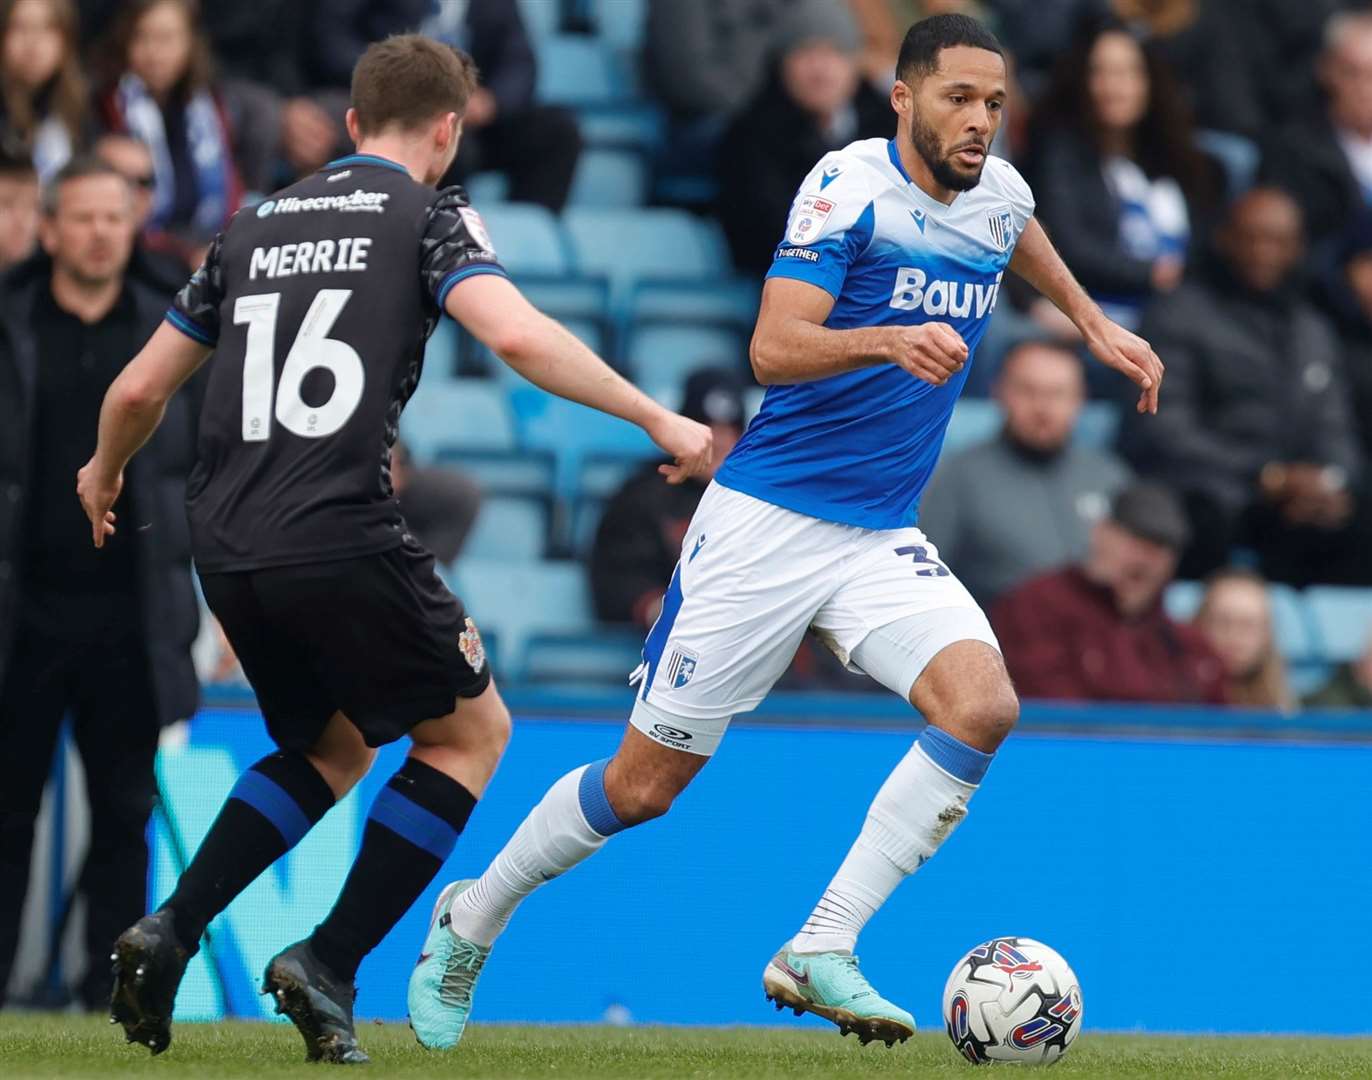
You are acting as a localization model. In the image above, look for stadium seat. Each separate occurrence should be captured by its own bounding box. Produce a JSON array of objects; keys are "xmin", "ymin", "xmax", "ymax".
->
[
  {"xmin": 625, "ymin": 322, "xmax": 745, "ymax": 386},
  {"xmin": 570, "ymin": 494, "xmax": 608, "ymax": 556},
  {"xmin": 1074, "ymin": 401, "xmax": 1121, "ymax": 451},
  {"xmin": 523, "ymin": 629, "xmax": 643, "ymax": 684},
  {"xmin": 460, "ymin": 493, "xmax": 551, "ymax": 562},
  {"xmin": 579, "ymin": 453, "xmax": 646, "ymax": 499},
  {"xmin": 537, "ymin": 35, "xmax": 626, "ymax": 106},
  {"xmin": 942, "ymin": 399, "xmax": 1002, "ymax": 456},
  {"xmin": 576, "ymin": 102, "xmax": 666, "ymax": 153},
  {"xmin": 569, "ymin": 147, "xmax": 647, "ymax": 207},
  {"xmin": 401, "ymin": 378, "xmax": 514, "ymax": 461},
  {"xmin": 1305, "ymin": 587, "xmax": 1372, "ymax": 662},
  {"xmin": 517, "ymin": 0, "xmax": 560, "ymax": 37},
  {"xmin": 424, "ymin": 316, "xmax": 461, "ymax": 379},
  {"xmin": 1163, "ymin": 580, "xmax": 1205, "ymax": 623},
  {"xmin": 445, "ymin": 559, "xmax": 593, "ymax": 678},
  {"xmin": 510, "ymin": 386, "xmax": 657, "ymax": 496},
  {"xmin": 435, "ymin": 447, "xmax": 556, "ymax": 498},
  {"xmin": 476, "ymin": 203, "xmax": 569, "ymax": 276},
  {"xmin": 517, "ymin": 275, "xmax": 611, "ymax": 323},
  {"xmin": 564, "ymin": 208, "xmax": 729, "ymax": 304},
  {"xmin": 591, "ymin": 0, "xmax": 646, "ymax": 52},
  {"xmin": 630, "ymin": 279, "xmax": 761, "ymax": 330},
  {"xmin": 463, "ymin": 171, "xmax": 508, "ymax": 207}
]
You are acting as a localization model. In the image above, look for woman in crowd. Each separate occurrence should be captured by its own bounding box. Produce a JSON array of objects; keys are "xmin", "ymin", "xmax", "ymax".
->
[
  {"xmin": 0, "ymin": 0, "xmax": 87, "ymax": 180},
  {"xmin": 1027, "ymin": 16, "xmax": 1218, "ymax": 333},
  {"xmin": 98, "ymin": 0, "xmax": 241, "ymax": 259},
  {"xmin": 1194, "ymin": 569, "xmax": 1294, "ymax": 711}
]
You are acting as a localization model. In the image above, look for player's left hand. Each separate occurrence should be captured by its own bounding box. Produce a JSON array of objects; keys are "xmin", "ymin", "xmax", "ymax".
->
[
  {"xmin": 76, "ymin": 459, "xmax": 122, "ymax": 548},
  {"xmin": 646, "ymin": 411, "xmax": 713, "ymax": 484},
  {"xmin": 1082, "ymin": 318, "xmax": 1165, "ymax": 414}
]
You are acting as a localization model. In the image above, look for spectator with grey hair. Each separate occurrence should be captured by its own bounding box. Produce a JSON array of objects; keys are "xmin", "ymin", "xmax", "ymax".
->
[{"xmin": 0, "ymin": 156, "xmax": 202, "ymax": 1009}]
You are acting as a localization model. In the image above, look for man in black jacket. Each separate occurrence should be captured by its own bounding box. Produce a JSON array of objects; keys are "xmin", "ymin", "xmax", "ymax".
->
[
  {"xmin": 1120, "ymin": 187, "xmax": 1365, "ymax": 584},
  {"xmin": 0, "ymin": 158, "xmax": 201, "ymax": 1009}
]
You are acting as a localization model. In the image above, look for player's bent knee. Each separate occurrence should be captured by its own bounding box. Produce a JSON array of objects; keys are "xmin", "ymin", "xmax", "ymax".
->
[{"xmin": 606, "ymin": 777, "xmax": 679, "ymax": 826}]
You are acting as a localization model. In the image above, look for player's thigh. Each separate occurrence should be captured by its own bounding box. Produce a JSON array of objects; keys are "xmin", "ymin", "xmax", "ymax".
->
[
  {"xmin": 199, "ymin": 570, "xmax": 336, "ymax": 752},
  {"xmin": 254, "ymin": 542, "xmax": 492, "ymax": 750},
  {"xmin": 630, "ymin": 483, "xmax": 836, "ymax": 754},
  {"xmin": 408, "ymin": 679, "xmax": 511, "ymax": 798}
]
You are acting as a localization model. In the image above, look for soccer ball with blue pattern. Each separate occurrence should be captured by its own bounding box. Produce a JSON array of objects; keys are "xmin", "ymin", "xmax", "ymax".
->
[{"xmin": 942, "ymin": 937, "xmax": 1083, "ymax": 1065}]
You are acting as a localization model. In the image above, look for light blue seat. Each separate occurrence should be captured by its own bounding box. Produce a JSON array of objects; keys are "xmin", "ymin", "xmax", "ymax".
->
[
  {"xmin": 518, "ymin": 276, "xmax": 610, "ymax": 322},
  {"xmin": 570, "ymin": 494, "xmax": 608, "ymax": 557},
  {"xmin": 462, "ymin": 171, "xmax": 508, "ymax": 207},
  {"xmin": 1163, "ymin": 580, "xmax": 1205, "ymax": 623},
  {"xmin": 401, "ymin": 378, "xmax": 514, "ymax": 461},
  {"xmin": 517, "ymin": 0, "xmax": 560, "ymax": 37},
  {"xmin": 537, "ymin": 34, "xmax": 626, "ymax": 106},
  {"xmin": 626, "ymin": 322, "xmax": 745, "ymax": 387},
  {"xmin": 630, "ymin": 279, "xmax": 760, "ymax": 329},
  {"xmin": 477, "ymin": 203, "xmax": 568, "ymax": 276},
  {"xmin": 436, "ymin": 447, "xmax": 556, "ymax": 498},
  {"xmin": 942, "ymin": 399, "xmax": 1002, "ymax": 457},
  {"xmin": 510, "ymin": 386, "xmax": 656, "ymax": 497},
  {"xmin": 576, "ymin": 103, "xmax": 666, "ymax": 153},
  {"xmin": 424, "ymin": 317, "xmax": 461, "ymax": 379},
  {"xmin": 461, "ymin": 494, "xmax": 551, "ymax": 562},
  {"xmin": 569, "ymin": 147, "xmax": 647, "ymax": 207},
  {"xmin": 591, "ymin": 0, "xmax": 646, "ymax": 51},
  {"xmin": 446, "ymin": 559, "xmax": 592, "ymax": 679},
  {"xmin": 1074, "ymin": 401, "xmax": 1121, "ymax": 451},
  {"xmin": 579, "ymin": 454, "xmax": 645, "ymax": 500},
  {"xmin": 1305, "ymin": 587, "xmax": 1372, "ymax": 663},
  {"xmin": 565, "ymin": 209, "xmax": 727, "ymax": 305},
  {"xmin": 523, "ymin": 629, "xmax": 643, "ymax": 684}
]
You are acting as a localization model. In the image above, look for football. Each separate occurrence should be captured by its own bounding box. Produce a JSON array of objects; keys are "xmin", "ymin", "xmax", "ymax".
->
[{"xmin": 942, "ymin": 937, "xmax": 1083, "ymax": 1065}]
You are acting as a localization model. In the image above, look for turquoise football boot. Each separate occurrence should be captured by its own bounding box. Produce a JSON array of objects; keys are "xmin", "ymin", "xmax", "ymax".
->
[
  {"xmin": 408, "ymin": 880, "xmax": 490, "ymax": 1050},
  {"xmin": 762, "ymin": 940, "xmax": 915, "ymax": 1047}
]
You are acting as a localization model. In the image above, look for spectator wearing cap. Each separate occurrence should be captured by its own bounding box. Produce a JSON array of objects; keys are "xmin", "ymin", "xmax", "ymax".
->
[
  {"xmin": 1120, "ymin": 187, "xmax": 1366, "ymax": 586},
  {"xmin": 0, "ymin": 152, "xmax": 39, "ymax": 270},
  {"xmin": 991, "ymin": 483, "xmax": 1227, "ymax": 704},
  {"xmin": 591, "ymin": 368, "xmax": 746, "ymax": 630},
  {"xmin": 715, "ymin": 5, "xmax": 889, "ymax": 275},
  {"xmin": 918, "ymin": 341, "xmax": 1131, "ymax": 606}
]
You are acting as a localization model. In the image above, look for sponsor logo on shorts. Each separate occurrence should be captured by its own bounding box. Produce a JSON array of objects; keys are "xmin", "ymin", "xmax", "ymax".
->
[
  {"xmin": 458, "ymin": 617, "xmax": 486, "ymax": 673},
  {"xmin": 653, "ymin": 723, "xmax": 693, "ymax": 742},
  {"xmin": 664, "ymin": 645, "xmax": 698, "ymax": 689}
]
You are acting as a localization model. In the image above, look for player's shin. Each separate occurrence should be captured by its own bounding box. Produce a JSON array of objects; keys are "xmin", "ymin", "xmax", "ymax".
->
[
  {"xmin": 791, "ymin": 726, "xmax": 993, "ymax": 955},
  {"xmin": 445, "ymin": 758, "xmax": 627, "ymax": 947}
]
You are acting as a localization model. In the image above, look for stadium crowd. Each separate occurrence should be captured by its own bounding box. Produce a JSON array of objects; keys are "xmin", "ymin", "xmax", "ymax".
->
[{"xmin": 2, "ymin": 0, "xmax": 1372, "ymax": 1017}]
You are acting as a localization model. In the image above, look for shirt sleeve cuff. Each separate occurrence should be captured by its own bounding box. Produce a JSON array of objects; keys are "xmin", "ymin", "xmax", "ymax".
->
[
  {"xmin": 765, "ymin": 258, "xmax": 844, "ymax": 299},
  {"xmin": 165, "ymin": 308, "xmax": 216, "ymax": 346},
  {"xmin": 435, "ymin": 263, "xmax": 510, "ymax": 309}
]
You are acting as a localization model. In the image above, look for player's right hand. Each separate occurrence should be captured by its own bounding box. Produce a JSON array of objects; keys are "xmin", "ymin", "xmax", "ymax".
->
[
  {"xmin": 645, "ymin": 410, "xmax": 713, "ymax": 485},
  {"xmin": 888, "ymin": 323, "xmax": 969, "ymax": 387}
]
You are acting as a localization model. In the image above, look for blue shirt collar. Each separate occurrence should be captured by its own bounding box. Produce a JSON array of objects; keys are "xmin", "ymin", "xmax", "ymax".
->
[
  {"xmin": 887, "ymin": 139, "xmax": 914, "ymax": 184},
  {"xmin": 324, "ymin": 153, "xmax": 410, "ymax": 176}
]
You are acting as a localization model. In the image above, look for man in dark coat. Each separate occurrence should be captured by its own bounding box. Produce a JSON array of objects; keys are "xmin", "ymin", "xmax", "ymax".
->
[{"xmin": 0, "ymin": 158, "xmax": 201, "ymax": 1009}]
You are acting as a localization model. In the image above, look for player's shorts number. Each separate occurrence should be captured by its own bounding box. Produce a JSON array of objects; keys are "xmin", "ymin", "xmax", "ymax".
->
[{"xmin": 233, "ymin": 289, "xmax": 365, "ymax": 441}]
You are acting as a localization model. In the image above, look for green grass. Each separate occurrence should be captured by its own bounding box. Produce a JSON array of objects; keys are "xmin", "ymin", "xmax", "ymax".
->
[{"xmin": 1, "ymin": 1014, "xmax": 1370, "ymax": 1079}]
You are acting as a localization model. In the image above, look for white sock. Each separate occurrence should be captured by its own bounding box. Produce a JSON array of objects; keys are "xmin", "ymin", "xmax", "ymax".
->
[
  {"xmin": 447, "ymin": 759, "xmax": 626, "ymax": 947},
  {"xmin": 791, "ymin": 727, "xmax": 992, "ymax": 955}
]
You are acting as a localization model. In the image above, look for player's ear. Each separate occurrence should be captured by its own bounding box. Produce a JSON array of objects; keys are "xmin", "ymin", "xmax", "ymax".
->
[
  {"xmin": 890, "ymin": 79, "xmax": 913, "ymax": 120},
  {"xmin": 344, "ymin": 108, "xmax": 361, "ymax": 146}
]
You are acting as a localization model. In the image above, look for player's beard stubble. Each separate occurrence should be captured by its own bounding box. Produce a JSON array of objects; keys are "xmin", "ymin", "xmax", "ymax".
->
[{"xmin": 907, "ymin": 109, "xmax": 986, "ymax": 193}]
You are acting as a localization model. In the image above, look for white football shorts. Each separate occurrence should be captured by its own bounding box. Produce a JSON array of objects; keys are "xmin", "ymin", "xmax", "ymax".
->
[{"xmin": 628, "ymin": 482, "xmax": 999, "ymax": 755}]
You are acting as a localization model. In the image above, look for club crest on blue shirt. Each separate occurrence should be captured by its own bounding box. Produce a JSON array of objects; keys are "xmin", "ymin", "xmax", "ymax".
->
[
  {"xmin": 987, "ymin": 206, "xmax": 1014, "ymax": 251},
  {"xmin": 788, "ymin": 195, "xmax": 835, "ymax": 246}
]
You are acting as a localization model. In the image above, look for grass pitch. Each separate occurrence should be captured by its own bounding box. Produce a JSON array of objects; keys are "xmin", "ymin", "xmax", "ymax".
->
[{"xmin": 1, "ymin": 1014, "xmax": 1369, "ymax": 1079}]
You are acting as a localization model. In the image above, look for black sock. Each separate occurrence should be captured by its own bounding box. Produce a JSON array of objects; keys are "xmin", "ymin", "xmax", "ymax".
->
[
  {"xmin": 162, "ymin": 751, "xmax": 335, "ymax": 953},
  {"xmin": 310, "ymin": 758, "xmax": 476, "ymax": 981}
]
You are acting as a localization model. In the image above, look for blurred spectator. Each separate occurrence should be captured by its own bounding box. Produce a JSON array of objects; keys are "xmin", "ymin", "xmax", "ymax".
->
[
  {"xmin": 716, "ymin": 11, "xmax": 887, "ymax": 274},
  {"xmin": 391, "ymin": 441, "xmax": 482, "ymax": 566},
  {"xmin": 919, "ymin": 341, "xmax": 1130, "ymax": 605},
  {"xmin": 846, "ymin": 0, "xmax": 992, "ymax": 89},
  {"xmin": 591, "ymin": 368, "xmax": 745, "ymax": 629},
  {"xmin": 1027, "ymin": 17, "xmax": 1218, "ymax": 331},
  {"xmin": 98, "ymin": 0, "xmax": 244, "ymax": 258},
  {"xmin": 1262, "ymin": 11, "xmax": 1372, "ymax": 250},
  {"xmin": 0, "ymin": 157, "xmax": 201, "ymax": 1009},
  {"xmin": 992, "ymin": 483, "xmax": 1226, "ymax": 703},
  {"xmin": 0, "ymin": 0, "xmax": 89, "ymax": 181},
  {"xmin": 93, "ymin": 133, "xmax": 190, "ymax": 292},
  {"xmin": 428, "ymin": 0, "xmax": 582, "ymax": 211},
  {"xmin": 1120, "ymin": 187, "xmax": 1367, "ymax": 586},
  {"xmin": 646, "ymin": 0, "xmax": 859, "ymax": 120},
  {"xmin": 0, "ymin": 152, "xmax": 39, "ymax": 269},
  {"xmin": 1303, "ymin": 625, "xmax": 1372, "ymax": 709},
  {"xmin": 1194, "ymin": 568, "xmax": 1293, "ymax": 711}
]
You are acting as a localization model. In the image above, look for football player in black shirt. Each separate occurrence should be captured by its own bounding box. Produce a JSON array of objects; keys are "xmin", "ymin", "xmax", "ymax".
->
[{"xmin": 76, "ymin": 34, "xmax": 710, "ymax": 1063}]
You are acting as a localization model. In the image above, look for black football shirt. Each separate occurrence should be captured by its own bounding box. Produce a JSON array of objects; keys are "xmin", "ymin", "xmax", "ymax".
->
[{"xmin": 168, "ymin": 154, "xmax": 506, "ymax": 572}]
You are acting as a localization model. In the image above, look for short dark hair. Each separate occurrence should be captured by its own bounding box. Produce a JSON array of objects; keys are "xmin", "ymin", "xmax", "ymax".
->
[
  {"xmin": 43, "ymin": 154, "xmax": 128, "ymax": 215},
  {"xmin": 896, "ymin": 14, "xmax": 1004, "ymax": 84},
  {"xmin": 0, "ymin": 149, "xmax": 36, "ymax": 183},
  {"xmin": 351, "ymin": 34, "xmax": 479, "ymax": 136}
]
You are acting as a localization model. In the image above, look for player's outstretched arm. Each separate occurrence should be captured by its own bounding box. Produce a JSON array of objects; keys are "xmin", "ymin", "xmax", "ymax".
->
[
  {"xmin": 445, "ymin": 274, "xmax": 712, "ymax": 483},
  {"xmin": 750, "ymin": 277, "xmax": 968, "ymax": 387},
  {"xmin": 77, "ymin": 322, "xmax": 213, "ymax": 548},
  {"xmin": 1009, "ymin": 216, "xmax": 1164, "ymax": 414}
]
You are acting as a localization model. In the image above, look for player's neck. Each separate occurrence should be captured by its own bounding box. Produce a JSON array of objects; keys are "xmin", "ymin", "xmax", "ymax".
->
[
  {"xmin": 352, "ymin": 138, "xmax": 433, "ymax": 185},
  {"xmin": 893, "ymin": 134, "xmax": 958, "ymax": 207}
]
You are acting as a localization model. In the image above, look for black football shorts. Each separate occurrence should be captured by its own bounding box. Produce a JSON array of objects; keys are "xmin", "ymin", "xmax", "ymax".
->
[{"xmin": 200, "ymin": 539, "xmax": 491, "ymax": 750}]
